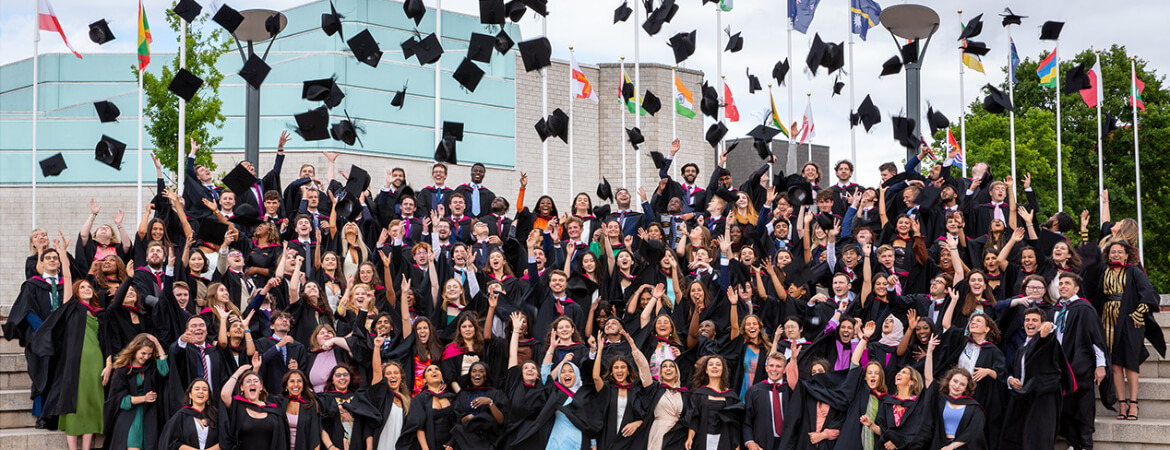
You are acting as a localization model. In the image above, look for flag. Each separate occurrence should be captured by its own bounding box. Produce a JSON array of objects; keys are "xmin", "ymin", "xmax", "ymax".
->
[
  {"xmin": 619, "ymin": 66, "xmax": 646, "ymax": 115},
  {"xmin": 1036, "ymin": 48, "xmax": 1057, "ymax": 88},
  {"xmin": 720, "ymin": 0, "xmax": 733, "ymax": 12},
  {"xmin": 1080, "ymin": 59, "xmax": 1102, "ymax": 108},
  {"xmin": 570, "ymin": 54, "xmax": 598, "ymax": 103},
  {"xmin": 1009, "ymin": 38, "xmax": 1020, "ymax": 83},
  {"xmin": 1132, "ymin": 72, "xmax": 1146, "ymax": 112},
  {"xmin": 674, "ymin": 74, "xmax": 695, "ymax": 119},
  {"xmin": 37, "ymin": 0, "xmax": 81, "ymax": 59},
  {"xmin": 788, "ymin": 0, "xmax": 821, "ymax": 34},
  {"xmin": 138, "ymin": 0, "xmax": 152, "ymax": 72},
  {"xmin": 769, "ymin": 91, "xmax": 790, "ymax": 137},
  {"xmin": 947, "ymin": 128, "xmax": 965, "ymax": 169},
  {"xmin": 959, "ymin": 21, "xmax": 984, "ymax": 74},
  {"xmin": 798, "ymin": 100, "xmax": 815, "ymax": 144},
  {"xmin": 724, "ymin": 83, "xmax": 739, "ymax": 122},
  {"xmin": 850, "ymin": 0, "xmax": 882, "ymax": 41}
]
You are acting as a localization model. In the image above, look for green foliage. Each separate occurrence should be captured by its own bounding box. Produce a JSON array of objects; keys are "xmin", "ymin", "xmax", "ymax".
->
[
  {"xmin": 945, "ymin": 45, "xmax": 1169, "ymax": 289},
  {"xmin": 133, "ymin": 4, "xmax": 231, "ymax": 182}
]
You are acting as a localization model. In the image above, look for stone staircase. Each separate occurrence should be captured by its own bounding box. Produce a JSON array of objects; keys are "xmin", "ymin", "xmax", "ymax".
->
[{"xmin": 4, "ymin": 304, "xmax": 1170, "ymax": 449}]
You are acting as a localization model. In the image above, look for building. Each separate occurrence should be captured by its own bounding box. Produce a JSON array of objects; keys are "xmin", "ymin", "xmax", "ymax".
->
[
  {"xmin": 724, "ymin": 137, "xmax": 831, "ymax": 190},
  {"xmin": 0, "ymin": 0, "xmax": 712, "ymax": 295}
]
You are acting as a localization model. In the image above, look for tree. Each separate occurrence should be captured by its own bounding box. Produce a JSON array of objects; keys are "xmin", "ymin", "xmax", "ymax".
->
[
  {"xmin": 134, "ymin": 4, "xmax": 231, "ymax": 180},
  {"xmin": 945, "ymin": 45, "xmax": 1170, "ymax": 289}
]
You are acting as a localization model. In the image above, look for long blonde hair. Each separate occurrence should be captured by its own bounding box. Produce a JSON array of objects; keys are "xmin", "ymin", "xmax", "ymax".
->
[
  {"xmin": 1101, "ymin": 218, "xmax": 1140, "ymax": 248},
  {"xmin": 730, "ymin": 192, "xmax": 759, "ymax": 226},
  {"xmin": 113, "ymin": 334, "xmax": 159, "ymax": 368}
]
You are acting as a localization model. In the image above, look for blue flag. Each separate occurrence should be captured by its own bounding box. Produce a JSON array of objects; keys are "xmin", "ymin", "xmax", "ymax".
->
[
  {"xmin": 1010, "ymin": 38, "xmax": 1020, "ymax": 83},
  {"xmin": 851, "ymin": 0, "xmax": 882, "ymax": 41},
  {"xmin": 789, "ymin": 0, "xmax": 821, "ymax": 34}
]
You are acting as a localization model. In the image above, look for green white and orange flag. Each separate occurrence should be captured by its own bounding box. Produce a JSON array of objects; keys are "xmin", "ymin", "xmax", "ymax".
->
[
  {"xmin": 137, "ymin": 0, "xmax": 152, "ymax": 72},
  {"xmin": 674, "ymin": 73, "xmax": 695, "ymax": 118}
]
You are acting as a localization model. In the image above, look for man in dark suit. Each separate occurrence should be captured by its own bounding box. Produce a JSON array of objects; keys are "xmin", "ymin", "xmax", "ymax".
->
[
  {"xmin": 416, "ymin": 163, "xmax": 454, "ymax": 219},
  {"xmin": 254, "ymin": 311, "xmax": 307, "ymax": 393},
  {"xmin": 656, "ymin": 139, "xmax": 707, "ymax": 214},
  {"xmin": 235, "ymin": 132, "xmax": 288, "ymax": 211},
  {"xmin": 744, "ymin": 352, "xmax": 802, "ymax": 450},
  {"xmin": 455, "ymin": 163, "xmax": 497, "ymax": 218}
]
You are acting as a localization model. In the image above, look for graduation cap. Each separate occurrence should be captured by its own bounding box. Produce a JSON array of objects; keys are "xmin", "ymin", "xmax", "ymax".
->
[
  {"xmin": 785, "ymin": 174, "xmax": 814, "ymax": 205},
  {"xmin": 196, "ymin": 218, "xmax": 230, "ymax": 246},
  {"xmin": 400, "ymin": 36, "xmax": 420, "ymax": 60},
  {"xmin": 748, "ymin": 125, "xmax": 781, "ymax": 160},
  {"xmin": 223, "ymin": 164, "xmax": 259, "ymax": 197},
  {"xmin": 668, "ymin": 30, "xmax": 697, "ymax": 63},
  {"xmin": 333, "ymin": 194, "xmax": 363, "ymax": 222},
  {"xmin": 94, "ymin": 135, "xmax": 125, "ymax": 170},
  {"xmin": 330, "ymin": 111, "xmax": 363, "ymax": 146},
  {"xmin": 522, "ymin": 0, "xmax": 548, "ymax": 17},
  {"xmin": 348, "ymin": 29, "xmax": 384, "ymax": 67},
  {"xmin": 321, "ymin": 1, "xmax": 343, "ymax": 38},
  {"xmin": 391, "ymin": 85, "xmax": 407, "ymax": 108},
  {"xmin": 597, "ymin": 178, "xmax": 614, "ymax": 202},
  {"xmin": 880, "ymin": 56, "xmax": 902, "ymax": 76},
  {"xmin": 823, "ymin": 41, "xmax": 845, "ymax": 74},
  {"xmin": 264, "ymin": 13, "xmax": 282, "ymax": 38},
  {"xmin": 891, "ymin": 116, "xmax": 918, "ymax": 148},
  {"xmin": 641, "ymin": 0, "xmax": 678, "ymax": 36},
  {"xmin": 900, "ymin": 40, "xmax": 919, "ymax": 65},
  {"xmin": 626, "ymin": 127, "xmax": 645, "ymax": 149},
  {"xmin": 614, "ymin": 1, "xmax": 633, "ymax": 23},
  {"xmin": 174, "ymin": 0, "xmax": 203, "ymax": 23},
  {"xmin": 1040, "ymin": 21, "xmax": 1064, "ymax": 40},
  {"xmin": 961, "ymin": 40, "xmax": 990, "ymax": 56},
  {"xmin": 88, "ymin": 19, "xmax": 115, "ymax": 44},
  {"xmin": 480, "ymin": 0, "xmax": 506, "ymax": 25},
  {"xmin": 468, "ymin": 32, "xmax": 497, "ymax": 63},
  {"xmin": 441, "ymin": 122, "xmax": 464, "ymax": 147},
  {"xmin": 806, "ymin": 34, "xmax": 827, "ymax": 75},
  {"xmin": 772, "ymin": 58, "xmax": 790, "ymax": 85},
  {"xmin": 238, "ymin": 53, "xmax": 271, "ymax": 89},
  {"xmin": 641, "ymin": 90, "xmax": 661, "ymax": 116},
  {"xmin": 345, "ymin": 165, "xmax": 371, "ymax": 198},
  {"xmin": 724, "ymin": 27, "xmax": 744, "ymax": 52},
  {"xmin": 518, "ymin": 37, "xmax": 552, "ymax": 72},
  {"xmin": 39, "ymin": 153, "xmax": 66, "ymax": 177},
  {"xmin": 534, "ymin": 117, "xmax": 550, "ymax": 141},
  {"xmin": 705, "ymin": 122, "xmax": 728, "ymax": 148},
  {"xmin": 395, "ymin": 185, "xmax": 417, "ymax": 205},
  {"xmin": 403, "ymin": 0, "xmax": 426, "ymax": 26},
  {"xmin": 435, "ymin": 136, "xmax": 458, "ymax": 164},
  {"xmin": 700, "ymin": 81, "xmax": 720, "ymax": 119},
  {"xmin": 94, "ymin": 100, "xmax": 120, "ymax": 123},
  {"xmin": 958, "ymin": 14, "xmax": 983, "ymax": 40},
  {"xmin": 621, "ymin": 80, "xmax": 635, "ymax": 102},
  {"xmin": 506, "ymin": 0, "xmax": 527, "ymax": 22},
  {"xmin": 453, "ymin": 58, "xmax": 485, "ymax": 92},
  {"xmin": 1000, "ymin": 8, "xmax": 1026, "ymax": 27},
  {"xmin": 1102, "ymin": 112, "xmax": 1120, "ymax": 136},
  {"xmin": 230, "ymin": 204, "xmax": 264, "ymax": 227},
  {"xmin": 1064, "ymin": 63, "xmax": 1092, "ymax": 94},
  {"xmin": 832, "ymin": 77, "xmax": 844, "ymax": 97},
  {"xmin": 649, "ymin": 150, "xmax": 667, "ymax": 170},
  {"xmin": 212, "ymin": 4, "xmax": 244, "ymax": 34},
  {"xmin": 168, "ymin": 68, "xmax": 204, "ymax": 101},
  {"xmin": 416, "ymin": 33, "xmax": 444, "ymax": 64},
  {"xmin": 495, "ymin": 29, "xmax": 515, "ymax": 54},
  {"xmin": 302, "ymin": 77, "xmax": 345, "ymax": 109},
  {"xmin": 850, "ymin": 94, "xmax": 881, "ymax": 132},
  {"xmin": 712, "ymin": 186, "xmax": 736, "ymax": 203},
  {"xmin": 547, "ymin": 108, "xmax": 570, "ymax": 143},
  {"xmin": 747, "ymin": 69, "xmax": 762, "ymax": 93},
  {"xmin": 293, "ymin": 106, "xmax": 331, "ymax": 141},
  {"xmin": 927, "ymin": 106, "xmax": 950, "ymax": 135},
  {"xmin": 982, "ymin": 84, "xmax": 1013, "ymax": 114}
]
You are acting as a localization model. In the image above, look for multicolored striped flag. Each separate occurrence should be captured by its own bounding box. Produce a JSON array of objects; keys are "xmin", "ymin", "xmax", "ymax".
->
[
  {"xmin": 674, "ymin": 74, "xmax": 695, "ymax": 119},
  {"xmin": 959, "ymin": 21, "xmax": 984, "ymax": 74},
  {"xmin": 138, "ymin": 0, "xmax": 152, "ymax": 72},
  {"xmin": 1037, "ymin": 48, "xmax": 1057, "ymax": 88},
  {"xmin": 769, "ymin": 90, "xmax": 790, "ymax": 137},
  {"xmin": 1132, "ymin": 72, "xmax": 1146, "ymax": 112},
  {"xmin": 619, "ymin": 66, "xmax": 645, "ymax": 116},
  {"xmin": 947, "ymin": 128, "xmax": 964, "ymax": 169},
  {"xmin": 37, "ymin": 0, "xmax": 81, "ymax": 58}
]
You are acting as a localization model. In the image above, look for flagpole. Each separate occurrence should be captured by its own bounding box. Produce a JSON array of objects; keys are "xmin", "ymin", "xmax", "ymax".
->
[
  {"xmin": 1007, "ymin": 26, "xmax": 1017, "ymax": 198},
  {"xmin": 671, "ymin": 65, "xmax": 677, "ymax": 140},
  {"xmin": 621, "ymin": 57, "xmax": 628, "ymax": 188},
  {"xmin": 569, "ymin": 46, "xmax": 575, "ymax": 194},
  {"xmin": 634, "ymin": 0, "xmax": 642, "ymax": 193},
  {"xmin": 436, "ymin": 0, "xmax": 443, "ymax": 171},
  {"xmin": 137, "ymin": 63, "xmax": 144, "ymax": 223},
  {"xmin": 540, "ymin": 14, "xmax": 548, "ymax": 195},
  {"xmin": 1055, "ymin": 39, "xmax": 1063, "ymax": 211},
  {"xmin": 847, "ymin": 2, "xmax": 856, "ymax": 165},
  {"xmin": 1095, "ymin": 50, "xmax": 1103, "ymax": 221},
  {"xmin": 717, "ymin": 9, "xmax": 724, "ymax": 157},
  {"xmin": 786, "ymin": 11, "xmax": 795, "ymax": 174},
  {"xmin": 1131, "ymin": 56, "xmax": 1143, "ymax": 263},
  {"xmin": 806, "ymin": 93, "xmax": 812, "ymax": 162},
  {"xmin": 178, "ymin": 18, "xmax": 187, "ymax": 195},
  {"xmin": 957, "ymin": 10, "xmax": 967, "ymax": 179},
  {"xmin": 31, "ymin": 1, "xmax": 39, "ymax": 229}
]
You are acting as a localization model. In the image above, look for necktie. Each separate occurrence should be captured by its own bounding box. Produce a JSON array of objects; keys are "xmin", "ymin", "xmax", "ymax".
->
[
  {"xmin": 206, "ymin": 185, "xmax": 219, "ymax": 201},
  {"xmin": 280, "ymin": 344, "xmax": 288, "ymax": 365},
  {"xmin": 772, "ymin": 383, "xmax": 784, "ymax": 435},
  {"xmin": 435, "ymin": 189, "xmax": 443, "ymax": 208},
  {"xmin": 197, "ymin": 346, "xmax": 210, "ymax": 382},
  {"xmin": 48, "ymin": 277, "xmax": 59, "ymax": 310},
  {"xmin": 684, "ymin": 186, "xmax": 693, "ymax": 205},
  {"xmin": 404, "ymin": 220, "xmax": 412, "ymax": 239},
  {"xmin": 471, "ymin": 185, "xmax": 482, "ymax": 216},
  {"xmin": 496, "ymin": 216, "xmax": 505, "ymax": 235},
  {"xmin": 992, "ymin": 203, "xmax": 1005, "ymax": 223}
]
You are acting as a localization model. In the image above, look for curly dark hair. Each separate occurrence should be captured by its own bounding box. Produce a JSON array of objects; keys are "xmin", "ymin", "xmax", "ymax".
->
[
  {"xmin": 940, "ymin": 367, "xmax": 976, "ymax": 397},
  {"xmin": 691, "ymin": 355, "xmax": 729, "ymax": 389}
]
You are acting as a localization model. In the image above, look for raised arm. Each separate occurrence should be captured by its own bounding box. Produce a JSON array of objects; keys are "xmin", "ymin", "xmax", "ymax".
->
[
  {"xmin": 627, "ymin": 329, "xmax": 653, "ymax": 387},
  {"xmin": 896, "ymin": 310, "xmax": 919, "ymax": 357},
  {"xmin": 728, "ymin": 286, "xmax": 741, "ymax": 341},
  {"xmin": 860, "ymin": 243, "xmax": 874, "ymax": 302},
  {"xmin": 508, "ymin": 312, "xmax": 523, "ymax": 369},
  {"xmin": 1007, "ymin": 176, "xmax": 1018, "ymax": 229},
  {"xmin": 941, "ymin": 287, "xmax": 960, "ymax": 331},
  {"xmin": 878, "ymin": 185, "xmax": 889, "ymax": 228},
  {"xmin": 924, "ymin": 334, "xmax": 939, "ymax": 386},
  {"xmin": 592, "ymin": 332, "xmax": 605, "ymax": 391},
  {"xmin": 80, "ymin": 199, "xmax": 100, "ymax": 245},
  {"xmin": 400, "ymin": 278, "xmax": 413, "ymax": 335},
  {"xmin": 997, "ymin": 228, "xmax": 1025, "ymax": 271}
]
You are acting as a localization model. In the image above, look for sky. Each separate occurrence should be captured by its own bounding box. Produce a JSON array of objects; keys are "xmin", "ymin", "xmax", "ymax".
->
[{"xmin": 3, "ymin": 0, "xmax": 1168, "ymax": 186}]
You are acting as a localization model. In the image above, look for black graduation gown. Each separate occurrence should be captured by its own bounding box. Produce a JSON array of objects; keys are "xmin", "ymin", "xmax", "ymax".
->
[
  {"xmin": 159, "ymin": 406, "xmax": 220, "ymax": 450},
  {"xmin": 743, "ymin": 380, "xmax": 803, "ymax": 450},
  {"xmin": 28, "ymin": 300, "xmax": 98, "ymax": 419},
  {"xmin": 682, "ymin": 386, "xmax": 744, "ymax": 450},
  {"xmin": 100, "ymin": 281, "xmax": 148, "ymax": 358},
  {"xmin": 400, "ymin": 389, "xmax": 458, "ymax": 450},
  {"xmin": 255, "ymin": 335, "xmax": 308, "ymax": 394},
  {"xmin": 1095, "ymin": 265, "xmax": 1166, "ymax": 370},
  {"xmin": 934, "ymin": 328, "xmax": 1006, "ymax": 446},
  {"xmin": 318, "ymin": 389, "xmax": 379, "ymax": 448},
  {"xmin": 219, "ymin": 397, "xmax": 289, "ymax": 450},
  {"xmin": 286, "ymin": 296, "xmax": 335, "ymax": 345},
  {"xmin": 643, "ymin": 382, "xmax": 692, "ymax": 449},
  {"xmin": 873, "ymin": 394, "xmax": 931, "ymax": 450},
  {"xmin": 1001, "ymin": 332, "xmax": 1073, "ymax": 450},
  {"xmin": 438, "ymin": 339, "xmax": 507, "ymax": 389},
  {"xmin": 595, "ymin": 382, "xmax": 653, "ymax": 450},
  {"xmin": 795, "ymin": 371, "xmax": 851, "ymax": 450},
  {"xmin": 104, "ymin": 362, "xmax": 168, "ymax": 450},
  {"xmin": 450, "ymin": 387, "xmax": 509, "ymax": 450},
  {"xmin": 500, "ymin": 366, "xmax": 547, "ymax": 450},
  {"xmin": 508, "ymin": 380, "xmax": 598, "ymax": 450},
  {"xmin": 350, "ymin": 380, "xmax": 405, "ymax": 450},
  {"xmin": 924, "ymin": 388, "xmax": 988, "ymax": 450}
]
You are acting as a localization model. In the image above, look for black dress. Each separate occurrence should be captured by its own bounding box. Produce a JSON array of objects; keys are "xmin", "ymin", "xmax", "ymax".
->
[
  {"xmin": 219, "ymin": 397, "xmax": 289, "ymax": 450},
  {"xmin": 159, "ymin": 406, "xmax": 220, "ymax": 450},
  {"xmin": 682, "ymin": 386, "xmax": 744, "ymax": 450},
  {"xmin": 400, "ymin": 389, "xmax": 458, "ymax": 450}
]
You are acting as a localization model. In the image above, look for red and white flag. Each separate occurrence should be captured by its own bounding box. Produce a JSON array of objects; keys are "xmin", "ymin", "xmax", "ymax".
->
[
  {"xmin": 798, "ymin": 100, "xmax": 815, "ymax": 144},
  {"xmin": 570, "ymin": 54, "xmax": 598, "ymax": 103},
  {"xmin": 723, "ymin": 83, "xmax": 739, "ymax": 122},
  {"xmin": 38, "ymin": 0, "xmax": 82, "ymax": 58},
  {"xmin": 1080, "ymin": 59, "xmax": 1103, "ymax": 108}
]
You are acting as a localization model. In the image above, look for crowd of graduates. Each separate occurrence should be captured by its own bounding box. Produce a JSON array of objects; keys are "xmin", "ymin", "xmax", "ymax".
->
[{"xmin": 3, "ymin": 132, "xmax": 1164, "ymax": 450}]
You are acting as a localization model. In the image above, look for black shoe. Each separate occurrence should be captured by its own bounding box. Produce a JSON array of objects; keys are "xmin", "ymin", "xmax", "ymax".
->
[{"xmin": 34, "ymin": 417, "xmax": 49, "ymax": 429}]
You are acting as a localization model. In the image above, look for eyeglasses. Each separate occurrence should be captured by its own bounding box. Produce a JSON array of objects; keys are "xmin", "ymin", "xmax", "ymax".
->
[
  {"xmin": 1025, "ymin": 285, "xmax": 1046, "ymax": 291},
  {"xmin": 228, "ymin": 252, "xmax": 243, "ymax": 258},
  {"xmin": 334, "ymin": 372, "xmax": 351, "ymax": 378}
]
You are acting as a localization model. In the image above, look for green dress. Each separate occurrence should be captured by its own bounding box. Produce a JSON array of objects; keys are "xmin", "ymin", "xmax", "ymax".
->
[
  {"xmin": 120, "ymin": 358, "xmax": 170, "ymax": 448},
  {"xmin": 57, "ymin": 313, "xmax": 104, "ymax": 436}
]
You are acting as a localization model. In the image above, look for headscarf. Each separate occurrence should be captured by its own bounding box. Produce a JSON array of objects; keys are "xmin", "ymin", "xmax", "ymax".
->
[
  {"xmin": 553, "ymin": 360, "xmax": 583, "ymax": 394},
  {"xmin": 877, "ymin": 316, "xmax": 905, "ymax": 347}
]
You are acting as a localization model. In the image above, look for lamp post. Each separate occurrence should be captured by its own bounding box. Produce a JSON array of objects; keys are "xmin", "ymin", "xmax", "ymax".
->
[
  {"xmin": 232, "ymin": 10, "xmax": 286, "ymax": 166},
  {"xmin": 881, "ymin": 5, "xmax": 939, "ymax": 162}
]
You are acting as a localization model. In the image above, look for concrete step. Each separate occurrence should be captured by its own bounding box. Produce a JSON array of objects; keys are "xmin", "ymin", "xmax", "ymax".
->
[
  {"xmin": 0, "ymin": 390, "xmax": 32, "ymax": 413},
  {"xmin": 0, "ymin": 353, "xmax": 26, "ymax": 374},
  {"xmin": 1084, "ymin": 417, "xmax": 1170, "ymax": 447},
  {"xmin": 0, "ymin": 373, "xmax": 30, "ymax": 391},
  {"xmin": 0, "ymin": 411, "xmax": 34, "ymax": 429},
  {"xmin": 0, "ymin": 339, "xmax": 22, "ymax": 355},
  {"xmin": 0, "ymin": 427, "xmax": 103, "ymax": 450}
]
